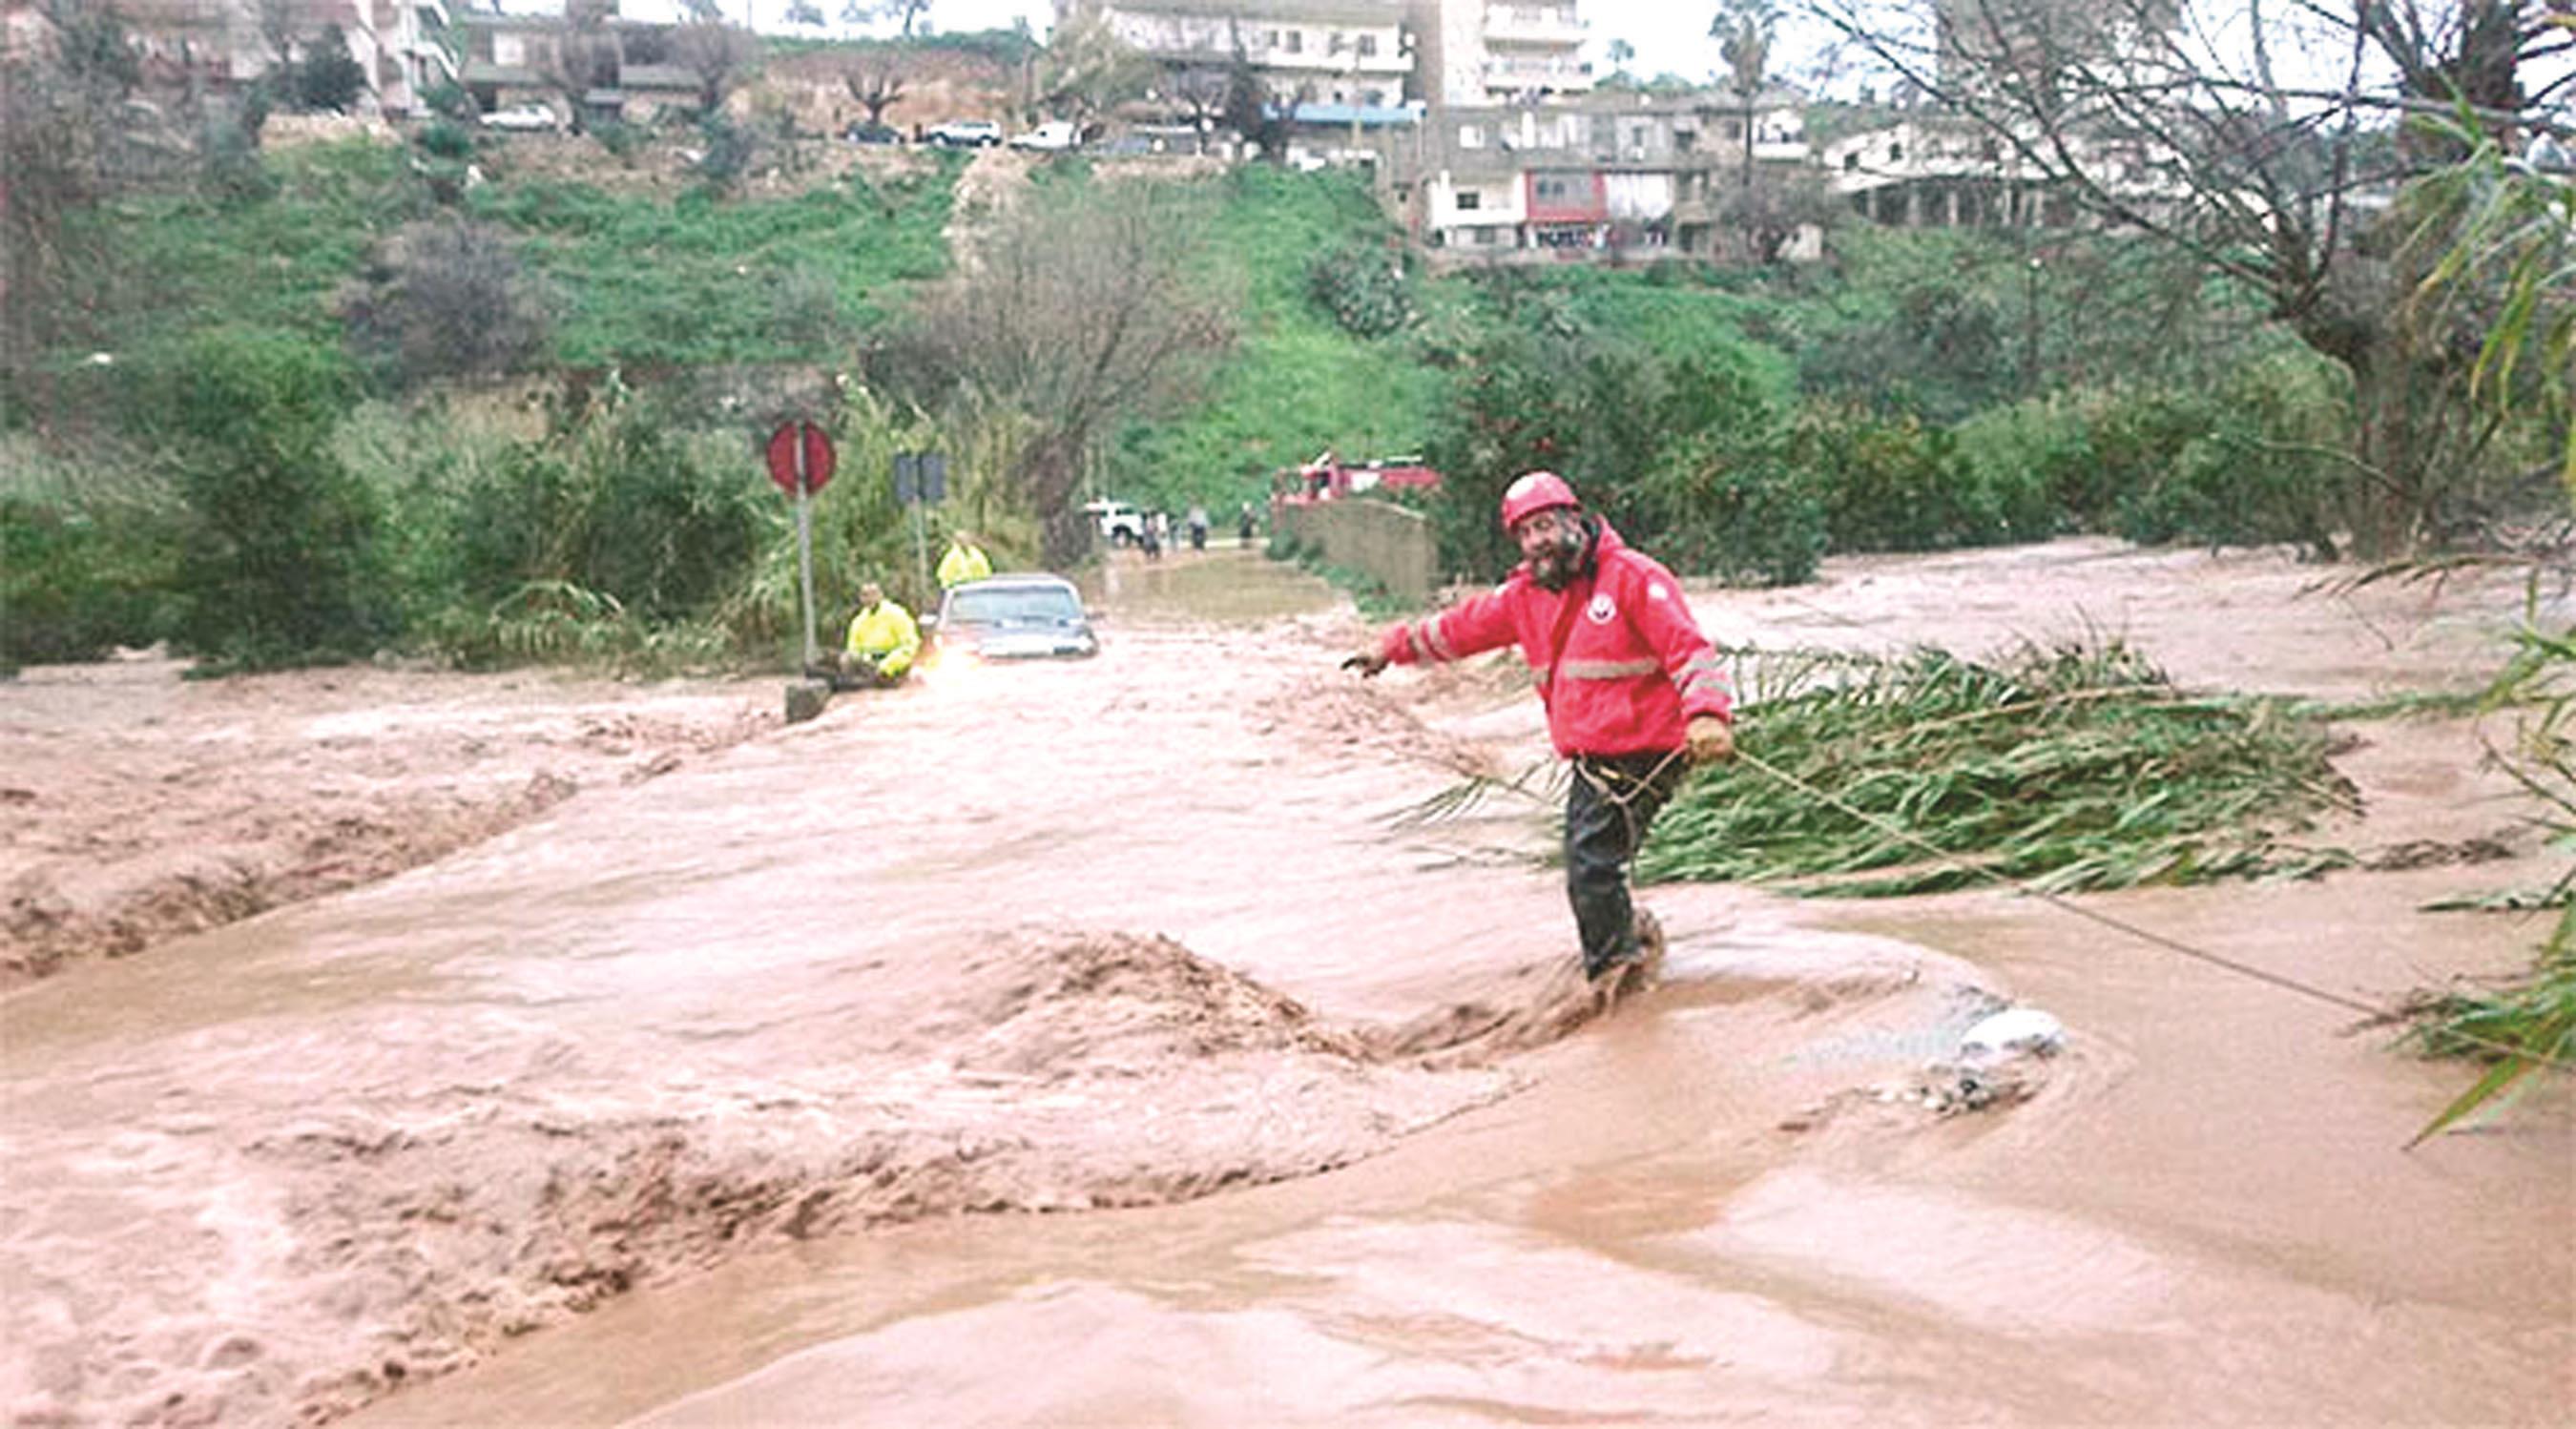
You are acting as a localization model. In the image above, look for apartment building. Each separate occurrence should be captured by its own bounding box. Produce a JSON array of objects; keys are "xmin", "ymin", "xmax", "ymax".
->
[
  {"xmin": 1401, "ymin": 88, "xmax": 1811, "ymax": 258},
  {"xmin": 1403, "ymin": 0, "xmax": 1588, "ymax": 107},
  {"xmin": 1084, "ymin": 0, "xmax": 1415, "ymax": 111},
  {"xmin": 111, "ymin": 0, "xmax": 456, "ymax": 116},
  {"xmin": 453, "ymin": 10, "xmax": 705, "ymax": 124}
]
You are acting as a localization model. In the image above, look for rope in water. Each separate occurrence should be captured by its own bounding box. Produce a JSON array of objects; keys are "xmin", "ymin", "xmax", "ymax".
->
[{"xmin": 1722, "ymin": 746, "xmax": 2573, "ymax": 1075}]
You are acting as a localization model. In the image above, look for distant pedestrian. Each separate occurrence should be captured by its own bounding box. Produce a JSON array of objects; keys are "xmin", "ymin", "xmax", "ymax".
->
[
  {"xmin": 1187, "ymin": 505, "xmax": 1210, "ymax": 551},
  {"xmin": 1237, "ymin": 503, "xmax": 1257, "ymax": 545},
  {"xmin": 937, "ymin": 529, "xmax": 992, "ymax": 590}
]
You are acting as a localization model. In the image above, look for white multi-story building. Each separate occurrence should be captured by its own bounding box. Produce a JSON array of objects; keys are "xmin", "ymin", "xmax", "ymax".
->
[
  {"xmin": 1083, "ymin": 0, "xmax": 1414, "ymax": 111},
  {"xmin": 1404, "ymin": 0, "xmax": 1588, "ymax": 107}
]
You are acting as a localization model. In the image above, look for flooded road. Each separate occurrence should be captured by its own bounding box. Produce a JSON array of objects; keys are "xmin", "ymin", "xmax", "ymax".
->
[{"xmin": 6, "ymin": 543, "xmax": 2569, "ymax": 1426}]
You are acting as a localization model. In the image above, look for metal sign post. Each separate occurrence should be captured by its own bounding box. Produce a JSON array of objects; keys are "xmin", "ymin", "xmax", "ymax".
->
[
  {"xmin": 765, "ymin": 421, "xmax": 837, "ymax": 673},
  {"xmin": 894, "ymin": 450, "xmax": 948, "ymax": 601}
]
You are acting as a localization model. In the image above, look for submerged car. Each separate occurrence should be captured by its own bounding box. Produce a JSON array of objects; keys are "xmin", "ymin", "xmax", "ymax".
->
[{"xmin": 923, "ymin": 574, "xmax": 1098, "ymax": 665}]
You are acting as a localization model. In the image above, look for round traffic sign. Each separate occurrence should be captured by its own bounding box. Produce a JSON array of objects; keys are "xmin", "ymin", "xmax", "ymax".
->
[{"xmin": 765, "ymin": 421, "xmax": 837, "ymax": 495}]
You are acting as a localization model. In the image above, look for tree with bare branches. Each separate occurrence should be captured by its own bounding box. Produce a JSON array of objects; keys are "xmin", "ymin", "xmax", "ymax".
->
[
  {"xmin": 1799, "ymin": 0, "xmax": 2574, "ymax": 553},
  {"xmin": 670, "ymin": 16, "xmax": 761, "ymax": 116},
  {"xmin": 886, "ymin": 183, "xmax": 1237, "ymax": 564},
  {"xmin": 1035, "ymin": 3, "xmax": 1156, "ymax": 130},
  {"xmin": 841, "ymin": 50, "xmax": 906, "ymax": 123},
  {"xmin": 871, "ymin": 0, "xmax": 933, "ymax": 37},
  {"xmin": 536, "ymin": 0, "xmax": 620, "ymax": 135}
]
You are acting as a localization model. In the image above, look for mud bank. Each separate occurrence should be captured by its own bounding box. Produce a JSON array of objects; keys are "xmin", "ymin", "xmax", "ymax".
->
[{"xmin": 0, "ymin": 661, "xmax": 777, "ymax": 982}]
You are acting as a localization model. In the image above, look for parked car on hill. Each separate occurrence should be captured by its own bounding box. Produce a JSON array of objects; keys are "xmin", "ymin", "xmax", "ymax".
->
[
  {"xmin": 478, "ymin": 102, "xmax": 559, "ymax": 132},
  {"xmin": 924, "ymin": 118, "xmax": 1003, "ymax": 148},
  {"xmin": 843, "ymin": 121, "xmax": 904, "ymax": 144}
]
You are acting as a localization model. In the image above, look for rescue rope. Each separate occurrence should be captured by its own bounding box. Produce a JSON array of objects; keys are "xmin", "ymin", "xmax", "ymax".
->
[{"xmin": 1726, "ymin": 746, "xmax": 2576, "ymax": 1075}]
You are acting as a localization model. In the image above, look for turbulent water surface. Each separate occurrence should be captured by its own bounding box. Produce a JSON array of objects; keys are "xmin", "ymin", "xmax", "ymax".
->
[{"xmin": 4, "ymin": 542, "xmax": 2567, "ymax": 1427}]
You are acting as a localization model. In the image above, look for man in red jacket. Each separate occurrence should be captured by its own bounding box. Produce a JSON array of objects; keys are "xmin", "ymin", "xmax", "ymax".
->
[{"xmin": 1347, "ymin": 471, "xmax": 1735, "ymax": 996}]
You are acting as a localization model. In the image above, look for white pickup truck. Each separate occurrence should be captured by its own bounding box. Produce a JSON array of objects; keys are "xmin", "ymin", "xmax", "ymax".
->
[
  {"xmin": 924, "ymin": 118, "xmax": 1003, "ymax": 148},
  {"xmin": 1009, "ymin": 120, "xmax": 1079, "ymax": 152},
  {"xmin": 1082, "ymin": 498, "xmax": 1148, "ymax": 546}
]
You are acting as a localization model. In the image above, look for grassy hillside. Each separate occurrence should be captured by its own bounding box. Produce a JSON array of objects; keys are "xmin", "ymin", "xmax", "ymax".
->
[{"xmin": 38, "ymin": 137, "xmax": 962, "ymax": 381}]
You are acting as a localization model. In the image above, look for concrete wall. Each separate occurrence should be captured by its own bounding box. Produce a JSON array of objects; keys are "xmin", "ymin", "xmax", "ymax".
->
[{"xmin": 1275, "ymin": 497, "xmax": 1435, "ymax": 605}]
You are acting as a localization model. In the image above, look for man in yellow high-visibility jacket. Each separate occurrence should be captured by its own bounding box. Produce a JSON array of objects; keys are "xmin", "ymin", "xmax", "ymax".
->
[
  {"xmin": 937, "ymin": 530, "xmax": 993, "ymax": 590},
  {"xmin": 841, "ymin": 581, "xmax": 920, "ymax": 687}
]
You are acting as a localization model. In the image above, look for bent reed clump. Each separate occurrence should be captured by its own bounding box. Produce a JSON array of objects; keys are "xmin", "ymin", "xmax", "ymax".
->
[{"xmin": 1635, "ymin": 640, "xmax": 2360, "ymax": 897}]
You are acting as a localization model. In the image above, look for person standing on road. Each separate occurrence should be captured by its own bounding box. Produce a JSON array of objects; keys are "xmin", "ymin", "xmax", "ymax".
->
[
  {"xmin": 937, "ymin": 530, "xmax": 993, "ymax": 590},
  {"xmin": 841, "ymin": 581, "xmax": 921, "ymax": 687},
  {"xmin": 1345, "ymin": 471, "xmax": 1735, "ymax": 996}
]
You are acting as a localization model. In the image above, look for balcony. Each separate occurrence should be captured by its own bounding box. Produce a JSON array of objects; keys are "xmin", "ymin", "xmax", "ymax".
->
[
  {"xmin": 413, "ymin": 0, "xmax": 448, "ymax": 31},
  {"xmin": 1481, "ymin": 56, "xmax": 1592, "ymax": 93},
  {"xmin": 1483, "ymin": 4, "xmax": 1585, "ymax": 46}
]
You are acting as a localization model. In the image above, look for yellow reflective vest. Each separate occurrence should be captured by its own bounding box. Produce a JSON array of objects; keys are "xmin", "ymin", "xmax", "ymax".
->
[
  {"xmin": 937, "ymin": 542, "xmax": 993, "ymax": 589},
  {"xmin": 844, "ymin": 599, "xmax": 921, "ymax": 676}
]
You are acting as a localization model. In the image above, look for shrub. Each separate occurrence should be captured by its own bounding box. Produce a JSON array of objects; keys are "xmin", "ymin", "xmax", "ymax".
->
[
  {"xmin": 291, "ymin": 26, "xmax": 367, "ymax": 114},
  {"xmin": 1793, "ymin": 402, "xmax": 2009, "ymax": 551},
  {"xmin": 1633, "ymin": 434, "xmax": 1826, "ymax": 587},
  {"xmin": 420, "ymin": 79, "xmax": 476, "ymax": 123},
  {"xmin": 2099, "ymin": 356, "xmax": 2350, "ymax": 552},
  {"xmin": 444, "ymin": 394, "xmax": 766, "ymax": 628},
  {"xmin": 341, "ymin": 217, "xmax": 554, "ymax": 385},
  {"xmin": 415, "ymin": 119, "xmax": 474, "ymax": 161},
  {"xmin": 1954, "ymin": 395, "xmax": 2096, "ymax": 530},
  {"xmin": 1306, "ymin": 241, "xmax": 1411, "ymax": 339},
  {"xmin": 0, "ymin": 491, "xmax": 184, "ymax": 664},
  {"xmin": 694, "ymin": 113, "xmax": 757, "ymax": 192},
  {"xmin": 148, "ymin": 328, "xmax": 393, "ymax": 667}
]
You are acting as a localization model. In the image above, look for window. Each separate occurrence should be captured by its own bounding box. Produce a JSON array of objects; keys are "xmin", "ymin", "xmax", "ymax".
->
[
  {"xmin": 1534, "ymin": 176, "xmax": 1572, "ymax": 202},
  {"xmin": 1459, "ymin": 123, "xmax": 1483, "ymax": 148},
  {"xmin": 1285, "ymin": 30, "xmax": 1301, "ymax": 53},
  {"xmin": 1358, "ymin": 33, "xmax": 1378, "ymax": 56},
  {"xmin": 1456, "ymin": 190, "xmax": 1481, "ymax": 211},
  {"xmin": 1843, "ymin": 152, "xmax": 1859, "ymax": 172}
]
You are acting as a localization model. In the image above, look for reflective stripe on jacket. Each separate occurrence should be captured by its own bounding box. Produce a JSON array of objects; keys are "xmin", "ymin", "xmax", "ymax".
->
[
  {"xmin": 1376, "ymin": 523, "xmax": 1731, "ymax": 756},
  {"xmin": 845, "ymin": 601, "xmax": 921, "ymax": 676}
]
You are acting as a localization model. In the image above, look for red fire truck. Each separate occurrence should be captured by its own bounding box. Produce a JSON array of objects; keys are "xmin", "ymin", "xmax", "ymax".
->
[{"xmin": 1272, "ymin": 452, "xmax": 1444, "ymax": 506}]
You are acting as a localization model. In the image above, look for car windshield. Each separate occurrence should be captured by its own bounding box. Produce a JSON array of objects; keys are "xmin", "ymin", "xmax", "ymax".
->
[{"xmin": 946, "ymin": 586, "xmax": 1081, "ymax": 626}]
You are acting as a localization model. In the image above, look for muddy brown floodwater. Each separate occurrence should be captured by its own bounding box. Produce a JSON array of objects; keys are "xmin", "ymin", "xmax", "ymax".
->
[{"xmin": 2, "ymin": 539, "xmax": 2568, "ymax": 1427}]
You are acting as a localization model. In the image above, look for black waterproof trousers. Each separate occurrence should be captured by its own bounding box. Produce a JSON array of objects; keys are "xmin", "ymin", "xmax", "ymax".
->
[{"xmin": 1565, "ymin": 751, "xmax": 1689, "ymax": 979}]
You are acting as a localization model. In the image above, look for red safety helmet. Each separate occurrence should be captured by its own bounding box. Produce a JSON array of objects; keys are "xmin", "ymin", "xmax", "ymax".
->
[{"xmin": 1499, "ymin": 470, "xmax": 1579, "ymax": 530}]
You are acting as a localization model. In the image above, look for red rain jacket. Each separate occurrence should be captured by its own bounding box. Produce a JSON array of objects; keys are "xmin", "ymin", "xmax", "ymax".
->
[{"xmin": 1377, "ymin": 522, "xmax": 1732, "ymax": 757}]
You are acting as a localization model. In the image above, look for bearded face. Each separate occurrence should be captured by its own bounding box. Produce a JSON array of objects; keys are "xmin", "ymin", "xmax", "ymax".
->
[{"xmin": 1516, "ymin": 508, "xmax": 1593, "ymax": 591}]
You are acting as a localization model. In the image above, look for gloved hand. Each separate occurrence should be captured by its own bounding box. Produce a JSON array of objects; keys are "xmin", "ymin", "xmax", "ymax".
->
[
  {"xmin": 1686, "ymin": 714, "xmax": 1735, "ymax": 765},
  {"xmin": 1341, "ymin": 650, "xmax": 1389, "ymax": 678}
]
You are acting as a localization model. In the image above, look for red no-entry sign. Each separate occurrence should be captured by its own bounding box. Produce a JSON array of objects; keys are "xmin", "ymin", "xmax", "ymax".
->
[{"xmin": 765, "ymin": 420, "xmax": 837, "ymax": 496}]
